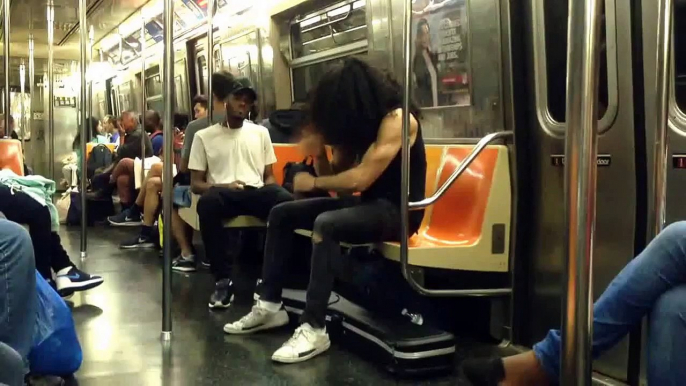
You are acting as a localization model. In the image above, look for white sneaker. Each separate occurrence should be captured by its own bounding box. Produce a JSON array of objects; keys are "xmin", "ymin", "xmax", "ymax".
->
[
  {"xmin": 271, "ymin": 323, "xmax": 331, "ymax": 364},
  {"xmin": 223, "ymin": 305, "xmax": 289, "ymax": 335}
]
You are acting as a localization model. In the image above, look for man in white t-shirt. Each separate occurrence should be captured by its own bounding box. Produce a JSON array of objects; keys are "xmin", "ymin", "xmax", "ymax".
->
[{"xmin": 188, "ymin": 76, "xmax": 293, "ymax": 309}]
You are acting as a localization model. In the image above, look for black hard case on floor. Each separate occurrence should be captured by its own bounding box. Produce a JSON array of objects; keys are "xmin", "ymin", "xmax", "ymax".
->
[{"xmin": 282, "ymin": 289, "xmax": 456, "ymax": 377}]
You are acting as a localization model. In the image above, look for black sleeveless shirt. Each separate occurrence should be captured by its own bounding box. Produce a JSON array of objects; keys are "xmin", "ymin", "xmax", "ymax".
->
[{"xmin": 361, "ymin": 122, "xmax": 426, "ymax": 235}]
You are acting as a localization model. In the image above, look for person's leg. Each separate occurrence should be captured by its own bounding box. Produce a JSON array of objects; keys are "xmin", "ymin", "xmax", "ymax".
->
[
  {"xmin": 197, "ymin": 187, "xmax": 252, "ymax": 308},
  {"xmin": 0, "ymin": 185, "xmax": 53, "ymax": 280},
  {"xmin": 272, "ymin": 200, "xmax": 401, "ymax": 363},
  {"xmin": 0, "ymin": 219, "xmax": 37, "ymax": 361},
  {"xmin": 52, "ymin": 231, "xmax": 104, "ymax": 296},
  {"xmin": 171, "ymin": 185, "xmax": 197, "ymax": 272},
  {"xmin": 647, "ymin": 285, "xmax": 686, "ymax": 386},
  {"xmin": 465, "ymin": 221, "xmax": 686, "ymax": 385},
  {"xmin": 114, "ymin": 160, "xmax": 135, "ymax": 207},
  {"xmin": 119, "ymin": 176, "xmax": 162, "ymax": 249},
  {"xmin": 0, "ymin": 342, "xmax": 24, "ymax": 386}
]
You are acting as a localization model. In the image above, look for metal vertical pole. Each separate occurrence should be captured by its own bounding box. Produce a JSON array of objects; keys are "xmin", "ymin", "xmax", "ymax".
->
[
  {"xmin": 3, "ymin": 0, "xmax": 10, "ymax": 141},
  {"xmin": 399, "ymin": 0, "xmax": 412, "ymax": 288},
  {"xmin": 19, "ymin": 61, "xmax": 24, "ymax": 147},
  {"xmin": 88, "ymin": 25, "xmax": 93, "ymax": 127},
  {"xmin": 206, "ymin": 0, "xmax": 214, "ymax": 126},
  {"xmin": 161, "ymin": 0, "xmax": 174, "ymax": 340},
  {"xmin": 47, "ymin": 2, "xmax": 54, "ymax": 180},
  {"xmin": 139, "ymin": 14, "xmax": 146, "ymax": 189},
  {"xmin": 561, "ymin": 0, "xmax": 602, "ymax": 384},
  {"xmin": 79, "ymin": 0, "xmax": 88, "ymax": 257},
  {"xmin": 650, "ymin": 0, "xmax": 673, "ymax": 238},
  {"xmin": 28, "ymin": 34, "xmax": 33, "ymax": 163}
]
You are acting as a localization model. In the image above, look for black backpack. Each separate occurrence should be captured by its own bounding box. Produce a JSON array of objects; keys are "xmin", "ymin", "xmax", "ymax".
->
[
  {"xmin": 282, "ymin": 157, "xmax": 330, "ymax": 199},
  {"xmin": 87, "ymin": 144, "xmax": 113, "ymax": 180}
]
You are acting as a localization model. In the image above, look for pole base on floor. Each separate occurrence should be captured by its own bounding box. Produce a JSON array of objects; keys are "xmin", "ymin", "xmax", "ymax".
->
[{"xmin": 161, "ymin": 331, "xmax": 172, "ymax": 342}]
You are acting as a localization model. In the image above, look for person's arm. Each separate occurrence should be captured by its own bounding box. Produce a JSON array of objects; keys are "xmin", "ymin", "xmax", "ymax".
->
[
  {"xmin": 262, "ymin": 130, "xmax": 277, "ymax": 185},
  {"xmin": 180, "ymin": 123, "xmax": 198, "ymax": 173},
  {"xmin": 190, "ymin": 169, "xmax": 213, "ymax": 194},
  {"xmin": 294, "ymin": 110, "xmax": 418, "ymax": 193},
  {"xmin": 263, "ymin": 164, "xmax": 276, "ymax": 186}
]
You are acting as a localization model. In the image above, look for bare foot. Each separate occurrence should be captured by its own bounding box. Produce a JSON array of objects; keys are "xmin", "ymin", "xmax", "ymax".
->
[{"xmin": 501, "ymin": 352, "xmax": 550, "ymax": 386}]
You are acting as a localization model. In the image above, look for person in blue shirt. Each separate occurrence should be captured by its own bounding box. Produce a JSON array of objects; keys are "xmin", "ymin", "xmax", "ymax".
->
[{"xmin": 144, "ymin": 110, "xmax": 164, "ymax": 156}]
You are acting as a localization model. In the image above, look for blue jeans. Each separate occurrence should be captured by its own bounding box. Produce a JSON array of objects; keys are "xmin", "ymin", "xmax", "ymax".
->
[
  {"xmin": 534, "ymin": 221, "xmax": 686, "ymax": 385},
  {"xmin": 0, "ymin": 219, "xmax": 37, "ymax": 364}
]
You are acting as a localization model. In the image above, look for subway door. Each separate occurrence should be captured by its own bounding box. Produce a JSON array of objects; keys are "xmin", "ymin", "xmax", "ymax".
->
[
  {"xmin": 520, "ymin": 0, "xmax": 636, "ymax": 381},
  {"xmin": 665, "ymin": 4, "xmax": 686, "ymax": 224}
]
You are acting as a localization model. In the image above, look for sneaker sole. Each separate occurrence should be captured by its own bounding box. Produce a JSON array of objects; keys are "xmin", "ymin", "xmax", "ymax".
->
[
  {"xmin": 120, "ymin": 243, "xmax": 156, "ymax": 249},
  {"xmin": 172, "ymin": 266, "xmax": 197, "ymax": 273},
  {"xmin": 223, "ymin": 310, "xmax": 289, "ymax": 335},
  {"xmin": 208, "ymin": 294, "xmax": 234, "ymax": 310},
  {"xmin": 271, "ymin": 340, "xmax": 331, "ymax": 364},
  {"xmin": 57, "ymin": 277, "xmax": 104, "ymax": 294},
  {"xmin": 108, "ymin": 219, "xmax": 142, "ymax": 227}
]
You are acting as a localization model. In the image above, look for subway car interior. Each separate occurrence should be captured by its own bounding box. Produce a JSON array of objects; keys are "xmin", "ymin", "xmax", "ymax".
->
[{"xmin": 0, "ymin": 0, "xmax": 681, "ymax": 384}]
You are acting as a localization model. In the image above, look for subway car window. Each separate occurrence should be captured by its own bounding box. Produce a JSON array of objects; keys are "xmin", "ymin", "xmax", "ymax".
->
[
  {"xmin": 290, "ymin": 0, "xmax": 367, "ymax": 60},
  {"xmin": 292, "ymin": 56, "xmax": 357, "ymax": 102},
  {"xmin": 197, "ymin": 54, "xmax": 207, "ymax": 95},
  {"xmin": 675, "ymin": 4, "xmax": 686, "ymax": 109},
  {"xmin": 544, "ymin": 0, "xmax": 609, "ymax": 121}
]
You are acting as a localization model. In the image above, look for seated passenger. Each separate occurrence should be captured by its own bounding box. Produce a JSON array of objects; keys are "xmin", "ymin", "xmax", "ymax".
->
[
  {"xmin": 463, "ymin": 221, "xmax": 686, "ymax": 386},
  {"xmin": 63, "ymin": 117, "xmax": 103, "ymax": 188},
  {"xmin": 170, "ymin": 72, "xmax": 232, "ymax": 270},
  {"xmin": 193, "ymin": 94, "xmax": 208, "ymax": 120},
  {"xmin": 188, "ymin": 74, "xmax": 293, "ymax": 305},
  {"xmin": 111, "ymin": 162, "xmax": 163, "ymax": 248},
  {"xmin": 0, "ymin": 183, "xmax": 104, "ymax": 297},
  {"xmin": 89, "ymin": 111, "xmax": 153, "ymax": 208},
  {"xmin": 0, "ymin": 113, "xmax": 18, "ymax": 139},
  {"xmin": 145, "ymin": 110, "xmax": 164, "ymax": 157},
  {"xmin": 260, "ymin": 102, "xmax": 308, "ymax": 144},
  {"xmin": 0, "ymin": 218, "xmax": 37, "ymax": 386},
  {"xmin": 102, "ymin": 115, "xmax": 120, "ymax": 144},
  {"xmin": 224, "ymin": 58, "xmax": 427, "ymax": 364}
]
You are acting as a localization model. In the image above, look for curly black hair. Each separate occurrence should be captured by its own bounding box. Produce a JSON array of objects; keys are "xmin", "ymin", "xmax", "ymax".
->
[{"xmin": 309, "ymin": 57, "xmax": 421, "ymax": 156}]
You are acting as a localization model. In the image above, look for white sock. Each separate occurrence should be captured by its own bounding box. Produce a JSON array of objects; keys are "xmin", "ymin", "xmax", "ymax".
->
[
  {"xmin": 257, "ymin": 299, "xmax": 282, "ymax": 313},
  {"xmin": 181, "ymin": 253, "xmax": 195, "ymax": 260},
  {"xmin": 56, "ymin": 267, "xmax": 72, "ymax": 276}
]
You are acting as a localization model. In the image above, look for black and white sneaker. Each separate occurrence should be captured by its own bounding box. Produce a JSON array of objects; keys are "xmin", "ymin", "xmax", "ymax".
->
[
  {"xmin": 200, "ymin": 256, "xmax": 211, "ymax": 269},
  {"xmin": 108, "ymin": 209, "xmax": 142, "ymax": 227},
  {"xmin": 55, "ymin": 267, "xmax": 104, "ymax": 297},
  {"xmin": 172, "ymin": 255, "xmax": 196, "ymax": 272},
  {"xmin": 224, "ymin": 304, "xmax": 289, "ymax": 334},
  {"xmin": 120, "ymin": 235, "xmax": 156, "ymax": 249},
  {"xmin": 209, "ymin": 279, "xmax": 234, "ymax": 309}
]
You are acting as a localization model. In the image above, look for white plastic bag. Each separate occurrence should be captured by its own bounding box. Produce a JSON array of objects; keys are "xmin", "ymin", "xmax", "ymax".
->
[{"xmin": 56, "ymin": 190, "xmax": 71, "ymax": 224}]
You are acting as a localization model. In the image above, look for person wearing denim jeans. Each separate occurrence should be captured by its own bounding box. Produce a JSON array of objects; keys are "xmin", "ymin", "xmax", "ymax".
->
[
  {"xmin": 464, "ymin": 221, "xmax": 686, "ymax": 385},
  {"xmin": 0, "ymin": 218, "xmax": 37, "ymax": 385}
]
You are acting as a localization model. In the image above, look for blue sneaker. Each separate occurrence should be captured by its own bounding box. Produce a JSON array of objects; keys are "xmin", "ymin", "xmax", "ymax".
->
[
  {"xmin": 108, "ymin": 209, "xmax": 142, "ymax": 227},
  {"xmin": 55, "ymin": 267, "xmax": 104, "ymax": 296},
  {"xmin": 120, "ymin": 234, "xmax": 156, "ymax": 249}
]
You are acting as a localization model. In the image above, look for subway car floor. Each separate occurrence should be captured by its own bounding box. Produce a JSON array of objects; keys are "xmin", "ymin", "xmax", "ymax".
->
[{"xmin": 58, "ymin": 226, "xmax": 495, "ymax": 385}]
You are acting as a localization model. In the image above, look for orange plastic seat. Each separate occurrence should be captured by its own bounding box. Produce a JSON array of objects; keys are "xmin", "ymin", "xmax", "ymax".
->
[
  {"xmin": 0, "ymin": 139, "xmax": 24, "ymax": 176},
  {"xmin": 379, "ymin": 144, "xmax": 512, "ymax": 272}
]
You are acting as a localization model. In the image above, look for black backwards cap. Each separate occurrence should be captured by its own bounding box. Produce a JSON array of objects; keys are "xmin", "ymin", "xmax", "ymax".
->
[{"xmin": 229, "ymin": 77, "xmax": 257, "ymax": 101}]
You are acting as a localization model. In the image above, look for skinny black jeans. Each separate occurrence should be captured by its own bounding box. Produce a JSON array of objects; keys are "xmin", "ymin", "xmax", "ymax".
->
[
  {"xmin": 0, "ymin": 185, "xmax": 73, "ymax": 280},
  {"xmin": 259, "ymin": 196, "xmax": 402, "ymax": 328},
  {"xmin": 196, "ymin": 184, "xmax": 293, "ymax": 282}
]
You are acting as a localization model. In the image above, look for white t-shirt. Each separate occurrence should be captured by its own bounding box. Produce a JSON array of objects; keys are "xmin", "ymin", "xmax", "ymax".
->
[{"xmin": 188, "ymin": 121, "xmax": 277, "ymax": 188}]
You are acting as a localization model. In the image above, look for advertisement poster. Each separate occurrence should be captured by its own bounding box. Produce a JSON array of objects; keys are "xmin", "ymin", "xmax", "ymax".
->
[{"xmin": 411, "ymin": 0, "xmax": 470, "ymax": 108}]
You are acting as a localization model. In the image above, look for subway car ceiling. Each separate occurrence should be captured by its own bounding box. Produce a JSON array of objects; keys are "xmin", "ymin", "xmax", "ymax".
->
[{"xmin": 0, "ymin": 0, "xmax": 391, "ymax": 120}]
